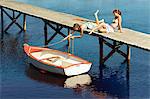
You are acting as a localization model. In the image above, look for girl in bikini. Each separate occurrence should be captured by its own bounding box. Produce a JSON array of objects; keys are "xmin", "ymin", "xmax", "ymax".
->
[{"xmin": 89, "ymin": 9, "xmax": 122, "ymax": 34}]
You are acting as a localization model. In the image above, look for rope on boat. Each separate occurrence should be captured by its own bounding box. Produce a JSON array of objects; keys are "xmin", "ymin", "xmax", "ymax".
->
[
  {"xmin": 41, "ymin": 31, "xmax": 76, "ymax": 54},
  {"xmin": 42, "ymin": 34, "xmax": 73, "ymax": 47},
  {"xmin": 72, "ymin": 38, "xmax": 74, "ymax": 54}
]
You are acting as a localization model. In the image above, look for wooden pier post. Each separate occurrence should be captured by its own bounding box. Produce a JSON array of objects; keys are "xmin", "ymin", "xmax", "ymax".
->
[
  {"xmin": 1, "ymin": 6, "xmax": 4, "ymax": 39},
  {"xmin": 67, "ymin": 28, "xmax": 70, "ymax": 46},
  {"xmin": 23, "ymin": 14, "xmax": 26, "ymax": 32},
  {"xmin": 13, "ymin": 10, "xmax": 15, "ymax": 19},
  {"xmin": 126, "ymin": 51, "xmax": 130, "ymax": 96},
  {"xmin": 127, "ymin": 45, "xmax": 131, "ymax": 65},
  {"xmin": 99, "ymin": 37, "xmax": 104, "ymax": 66},
  {"xmin": 126, "ymin": 58, "xmax": 130, "ymax": 82},
  {"xmin": 67, "ymin": 28, "xmax": 71, "ymax": 53},
  {"xmin": 44, "ymin": 21, "xmax": 48, "ymax": 45}
]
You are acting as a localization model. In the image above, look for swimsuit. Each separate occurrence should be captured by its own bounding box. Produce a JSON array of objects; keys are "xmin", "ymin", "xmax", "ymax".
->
[
  {"xmin": 83, "ymin": 22, "xmax": 97, "ymax": 29},
  {"xmin": 105, "ymin": 24, "xmax": 114, "ymax": 33},
  {"xmin": 105, "ymin": 18, "xmax": 119, "ymax": 33}
]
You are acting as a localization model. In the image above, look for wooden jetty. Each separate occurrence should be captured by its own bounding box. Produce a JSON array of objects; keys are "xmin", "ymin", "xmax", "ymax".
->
[{"xmin": 0, "ymin": 1, "xmax": 150, "ymax": 65}]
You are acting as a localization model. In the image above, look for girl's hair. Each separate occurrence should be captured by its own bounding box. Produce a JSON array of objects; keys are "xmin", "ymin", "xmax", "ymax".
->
[
  {"xmin": 73, "ymin": 23, "xmax": 80, "ymax": 30},
  {"xmin": 113, "ymin": 9, "xmax": 122, "ymax": 15}
]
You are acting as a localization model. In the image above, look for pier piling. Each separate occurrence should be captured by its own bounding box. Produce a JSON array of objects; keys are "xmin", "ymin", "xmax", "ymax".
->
[
  {"xmin": 1, "ymin": 6, "xmax": 4, "ymax": 39},
  {"xmin": 99, "ymin": 37, "xmax": 104, "ymax": 66},
  {"xmin": 44, "ymin": 21, "xmax": 48, "ymax": 45},
  {"xmin": 23, "ymin": 14, "xmax": 26, "ymax": 32},
  {"xmin": 127, "ymin": 45, "xmax": 131, "ymax": 64}
]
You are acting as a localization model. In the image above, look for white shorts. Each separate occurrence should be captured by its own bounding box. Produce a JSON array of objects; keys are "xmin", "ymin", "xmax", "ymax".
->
[
  {"xmin": 83, "ymin": 22, "xmax": 97, "ymax": 29},
  {"xmin": 105, "ymin": 24, "xmax": 114, "ymax": 33}
]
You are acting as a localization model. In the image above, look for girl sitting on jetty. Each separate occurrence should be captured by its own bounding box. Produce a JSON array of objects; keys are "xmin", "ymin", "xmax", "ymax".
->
[
  {"xmin": 89, "ymin": 9, "xmax": 122, "ymax": 34},
  {"xmin": 72, "ymin": 9, "xmax": 122, "ymax": 38}
]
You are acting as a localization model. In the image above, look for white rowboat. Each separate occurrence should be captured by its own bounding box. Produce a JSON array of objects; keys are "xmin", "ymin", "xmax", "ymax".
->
[{"xmin": 24, "ymin": 44, "xmax": 92, "ymax": 76}]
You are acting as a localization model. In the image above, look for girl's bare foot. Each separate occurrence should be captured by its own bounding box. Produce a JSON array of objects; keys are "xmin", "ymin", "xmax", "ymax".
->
[{"xmin": 94, "ymin": 10, "xmax": 99, "ymax": 16}]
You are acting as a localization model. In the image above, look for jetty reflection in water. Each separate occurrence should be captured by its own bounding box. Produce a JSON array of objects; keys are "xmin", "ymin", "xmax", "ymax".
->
[{"xmin": 90, "ymin": 64, "xmax": 129, "ymax": 98}]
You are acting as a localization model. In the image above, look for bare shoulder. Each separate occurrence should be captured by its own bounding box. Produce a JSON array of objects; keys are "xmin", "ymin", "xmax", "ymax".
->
[{"xmin": 118, "ymin": 15, "xmax": 122, "ymax": 20}]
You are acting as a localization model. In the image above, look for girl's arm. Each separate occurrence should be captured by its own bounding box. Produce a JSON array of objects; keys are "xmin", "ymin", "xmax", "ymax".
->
[
  {"xmin": 118, "ymin": 16, "xmax": 122, "ymax": 32},
  {"xmin": 70, "ymin": 29, "xmax": 83, "ymax": 39},
  {"xmin": 71, "ymin": 35, "xmax": 82, "ymax": 39},
  {"xmin": 71, "ymin": 32, "xmax": 83, "ymax": 39}
]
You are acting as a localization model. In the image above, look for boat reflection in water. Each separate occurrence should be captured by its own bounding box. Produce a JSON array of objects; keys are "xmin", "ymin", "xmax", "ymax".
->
[
  {"xmin": 26, "ymin": 65, "xmax": 92, "ymax": 88},
  {"xmin": 64, "ymin": 74, "xmax": 91, "ymax": 88}
]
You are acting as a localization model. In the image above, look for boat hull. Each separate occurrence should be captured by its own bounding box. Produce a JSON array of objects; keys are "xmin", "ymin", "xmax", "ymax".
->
[
  {"xmin": 24, "ymin": 44, "xmax": 92, "ymax": 76},
  {"xmin": 28, "ymin": 57, "xmax": 91, "ymax": 76},
  {"xmin": 28, "ymin": 57, "xmax": 65, "ymax": 75}
]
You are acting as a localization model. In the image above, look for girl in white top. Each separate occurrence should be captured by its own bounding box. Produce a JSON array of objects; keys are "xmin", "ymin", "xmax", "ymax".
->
[{"xmin": 89, "ymin": 9, "xmax": 122, "ymax": 34}]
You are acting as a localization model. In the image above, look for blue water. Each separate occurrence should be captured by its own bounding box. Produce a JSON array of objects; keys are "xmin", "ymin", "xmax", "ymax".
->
[{"xmin": 0, "ymin": 0, "xmax": 150, "ymax": 99}]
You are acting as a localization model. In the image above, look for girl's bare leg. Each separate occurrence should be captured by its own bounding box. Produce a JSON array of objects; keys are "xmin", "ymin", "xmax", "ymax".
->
[
  {"xmin": 98, "ymin": 23, "xmax": 107, "ymax": 33},
  {"xmin": 94, "ymin": 10, "xmax": 100, "ymax": 25},
  {"xmin": 99, "ymin": 28, "xmax": 107, "ymax": 33},
  {"xmin": 89, "ymin": 23, "xmax": 107, "ymax": 34}
]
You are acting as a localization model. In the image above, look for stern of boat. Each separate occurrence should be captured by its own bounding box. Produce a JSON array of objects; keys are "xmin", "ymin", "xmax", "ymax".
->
[{"xmin": 64, "ymin": 63, "xmax": 92, "ymax": 76}]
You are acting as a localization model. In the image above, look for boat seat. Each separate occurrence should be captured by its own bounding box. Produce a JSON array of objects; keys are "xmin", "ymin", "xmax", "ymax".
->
[
  {"xmin": 31, "ymin": 51, "xmax": 60, "ymax": 60},
  {"xmin": 42, "ymin": 59, "xmax": 73, "ymax": 68},
  {"xmin": 40, "ymin": 56, "xmax": 61, "ymax": 62},
  {"xmin": 31, "ymin": 51, "xmax": 81, "ymax": 68},
  {"xmin": 61, "ymin": 61, "xmax": 73, "ymax": 68}
]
